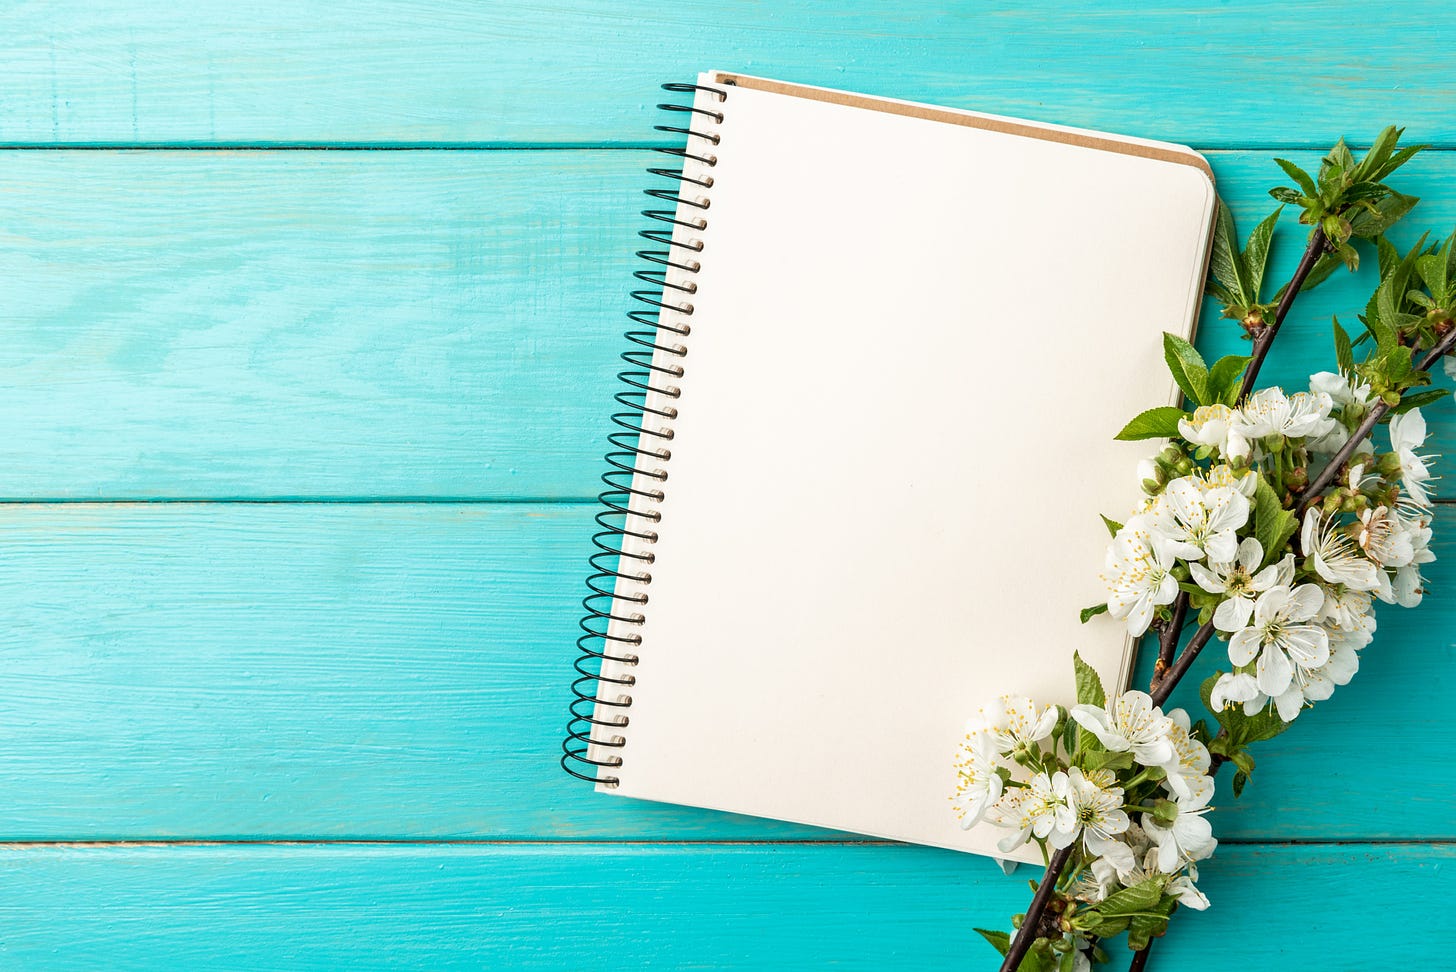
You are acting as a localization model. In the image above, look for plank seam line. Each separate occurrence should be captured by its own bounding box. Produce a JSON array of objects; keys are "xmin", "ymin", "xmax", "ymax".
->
[
  {"xmin": 0, "ymin": 497, "xmax": 602, "ymax": 506},
  {"xmin": 0, "ymin": 497, "xmax": 1450, "ymax": 507},
  {"xmin": 0, "ymin": 838, "xmax": 1447, "ymax": 849},
  {"xmin": 0, "ymin": 144, "xmax": 1453, "ymax": 153}
]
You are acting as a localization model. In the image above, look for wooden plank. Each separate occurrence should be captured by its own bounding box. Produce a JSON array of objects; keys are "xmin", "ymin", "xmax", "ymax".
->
[
  {"xmin": 0, "ymin": 842, "xmax": 1444, "ymax": 968},
  {"xmin": 0, "ymin": 502, "xmax": 1451, "ymax": 842},
  {"xmin": 2, "ymin": 148, "xmax": 1455, "ymax": 500},
  {"xmin": 4, "ymin": 2, "xmax": 1456, "ymax": 147}
]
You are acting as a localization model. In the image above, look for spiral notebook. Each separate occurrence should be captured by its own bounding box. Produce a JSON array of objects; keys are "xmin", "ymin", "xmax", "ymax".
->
[{"xmin": 562, "ymin": 72, "xmax": 1216, "ymax": 860}]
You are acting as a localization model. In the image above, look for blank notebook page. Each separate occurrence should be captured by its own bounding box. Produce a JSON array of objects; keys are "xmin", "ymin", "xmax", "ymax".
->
[{"xmin": 588, "ymin": 72, "xmax": 1215, "ymax": 859}]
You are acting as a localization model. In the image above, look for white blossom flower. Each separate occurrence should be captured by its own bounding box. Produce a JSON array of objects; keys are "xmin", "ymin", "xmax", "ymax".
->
[
  {"xmin": 1142, "ymin": 788, "xmax": 1217, "ymax": 872},
  {"xmin": 951, "ymin": 729, "xmax": 1004, "ymax": 829},
  {"xmin": 1087, "ymin": 822, "xmax": 1153, "ymax": 892},
  {"xmin": 1201, "ymin": 463, "xmax": 1260, "ymax": 498},
  {"xmin": 970, "ymin": 695, "xmax": 1058, "ymax": 753},
  {"xmin": 1310, "ymin": 370, "xmax": 1375, "ymax": 409},
  {"xmin": 1384, "ymin": 508, "xmax": 1436, "ymax": 608},
  {"xmin": 1052, "ymin": 767, "xmax": 1131, "ymax": 867},
  {"xmin": 1355, "ymin": 505, "xmax": 1414, "ymax": 568},
  {"xmin": 1086, "ymin": 824, "xmax": 1212, "ymax": 911},
  {"xmin": 1227, "ymin": 584, "xmax": 1330, "ymax": 697},
  {"xmin": 1209, "ymin": 671, "xmax": 1260, "ymax": 712},
  {"xmin": 1168, "ymin": 865, "xmax": 1211, "ymax": 911},
  {"xmin": 1178, "ymin": 404, "xmax": 1249, "ymax": 460},
  {"xmin": 1237, "ymin": 387, "xmax": 1337, "ymax": 440},
  {"xmin": 1188, "ymin": 536, "xmax": 1282, "ymax": 632},
  {"xmin": 1389, "ymin": 409, "xmax": 1436, "ymax": 507},
  {"xmin": 1297, "ymin": 640, "xmax": 1361, "ymax": 706},
  {"xmin": 1320, "ymin": 587, "xmax": 1376, "ymax": 639},
  {"xmin": 1301, "ymin": 508, "xmax": 1380, "ymax": 590},
  {"xmin": 1070, "ymin": 691, "xmax": 1175, "ymax": 766},
  {"xmin": 1103, "ymin": 526, "xmax": 1179, "ymax": 636},
  {"xmin": 1159, "ymin": 708, "xmax": 1213, "ymax": 803},
  {"xmin": 1156, "ymin": 477, "xmax": 1251, "ymax": 563},
  {"xmin": 986, "ymin": 772, "xmax": 1063, "ymax": 854}
]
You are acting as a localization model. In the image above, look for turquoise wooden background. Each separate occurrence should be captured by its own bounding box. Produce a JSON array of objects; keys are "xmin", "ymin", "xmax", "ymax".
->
[{"xmin": 2, "ymin": 3, "xmax": 1452, "ymax": 968}]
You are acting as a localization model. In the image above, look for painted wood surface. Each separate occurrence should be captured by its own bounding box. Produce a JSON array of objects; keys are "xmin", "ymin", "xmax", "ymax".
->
[
  {"xmin": 0, "ymin": 502, "xmax": 1450, "ymax": 843},
  {"xmin": 2, "ymin": 148, "xmax": 1455, "ymax": 499},
  {"xmin": 4, "ymin": 2, "xmax": 1456, "ymax": 148},
  {"xmin": 5, "ymin": 3, "xmax": 1456, "ymax": 968},
  {"xmin": 0, "ymin": 842, "xmax": 1446, "ymax": 968}
]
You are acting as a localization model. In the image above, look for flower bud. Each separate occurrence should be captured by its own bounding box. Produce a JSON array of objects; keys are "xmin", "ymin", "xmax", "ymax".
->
[
  {"xmin": 1284, "ymin": 466, "xmax": 1308, "ymax": 491},
  {"xmin": 1151, "ymin": 798, "xmax": 1179, "ymax": 825},
  {"xmin": 1322, "ymin": 493, "xmax": 1343, "ymax": 516},
  {"xmin": 1377, "ymin": 452, "xmax": 1402, "ymax": 477}
]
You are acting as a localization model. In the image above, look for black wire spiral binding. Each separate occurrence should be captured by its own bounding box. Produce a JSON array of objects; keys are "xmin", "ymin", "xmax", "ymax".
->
[{"xmin": 561, "ymin": 81, "xmax": 729, "ymax": 786}]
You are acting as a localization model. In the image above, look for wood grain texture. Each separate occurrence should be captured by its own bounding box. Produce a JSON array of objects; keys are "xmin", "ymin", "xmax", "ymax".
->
[
  {"xmin": 2, "ymin": 148, "xmax": 1454, "ymax": 499},
  {"xmin": 0, "ymin": 502, "xmax": 1450, "ymax": 842},
  {"xmin": 0, "ymin": 842, "xmax": 1445, "ymax": 969},
  {"xmin": 5, "ymin": 2, "xmax": 1456, "ymax": 147}
]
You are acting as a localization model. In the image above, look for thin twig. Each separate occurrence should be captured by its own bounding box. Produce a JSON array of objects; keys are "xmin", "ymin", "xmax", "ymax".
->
[
  {"xmin": 1151, "ymin": 597, "xmax": 1187, "ymax": 690},
  {"xmin": 1149, "ymin": 623, "xmax": 1218, "ymax": 708},
  {"xmin": 1148, "ymin": 228, "xmax": 1330, "ymax": 697},
  {"xmin": 1238, "ymin": 227, "xmax": 1330, "ymax": 400},
  {"xmin": 998, "ymin": 845, "xmax": 1076, "ymax": 972},
  {"xmin": 1128, "ymin": 944, "xmax": 1153, "ymax": 972},
  {"xmin": 1295, "ymin": 327, "xmax": 1456, "ymax": 519}
]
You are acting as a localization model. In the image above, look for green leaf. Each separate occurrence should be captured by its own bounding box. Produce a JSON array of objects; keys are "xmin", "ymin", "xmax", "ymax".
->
[
  {"xmin": 1274, "ymin": 158, "xmax": 1318, "ymax": 198},
  {"xmin": 1243, "ymin": 206, "xmax": 1283, "ymax": 298},
  {"xmin": 1207, "ymin": 197, "xmax": 1247, "ymax": 303},
  {"xmin": 1333, "ymin": 317, "xmax": 1354, "ymax": 374},
  {"xmin": 1127, "ymin": 912, "xmax": 1171, "ymax": 952},
  {"xmin": 1268, "ymin": 186, "xmax": 1303, "ymax": 205},
  {"xmin": 1073, "ymin": 651, "xmax": 1107, "ymax": 708},
  {"xmin": 1233, "ymin": 769, "xmax": 1250, "ymax": 798},
  {"xmin": 1376, "ymin": 235, "xmax": 1400, "ymax": 278},
  {"xmin": 1080, "ymin": 748, "xmax": 1134, "ymax": 773},
  {"xmin": 1206, "ymin": 354, "xmax": 1251, "ymax": 406},
  {"xmin": 1416, "ymin": 233, "xmax": 1454, "ymax": 301},
  {"xmin": 1349, "ymin": 191, "xmax": 1417, "ymax": 240},
  {"xmin": 1100, "ymin": 514, "xmax": 1123, "ymax": 537},
  {"xmin": 1252, "ymin": 475, "xmax": 1298, "ymax": 569},
  {"xmin": 1095, "ymin": 878, "xmax": 1167, "ymax": 917},
  {"xmin": 1392, "ymin": 388, "xmax": 1450, "ymax": 414},
  {"xmin": 1163, "ymin": 332, "xmax": 1210, "ymax": 405},
  {"xmin": 1115, "ymin": 406, "xmax": 1186, "ymax": 441},
  {"xmin": 974, "ymin": 929, "xmax": 1011, "ymax": 957},
  {"xmin": 1080, "ymin": 602, "xmax": 1110, "ymax": 624}
]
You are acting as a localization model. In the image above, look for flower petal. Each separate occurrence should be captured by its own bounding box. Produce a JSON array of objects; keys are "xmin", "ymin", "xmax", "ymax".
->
[
  {"xmin": 1256, "ymin": 644, "xmax": 1293, "ymax": 695},
  {"xmin": 1213, "ymin": 595, "xmax": 1254, "ymax": 633},
  {"xmin": 1227, "ymin": 628, "xmax": 1261, "ymax": 666}
]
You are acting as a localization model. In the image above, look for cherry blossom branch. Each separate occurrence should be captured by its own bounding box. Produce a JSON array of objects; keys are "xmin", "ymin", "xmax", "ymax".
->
[
  {"xmin": 1151, "ymin": 228, "xmax": 1329, "ymax": 695},
  {"xmin": 998, "ymin": 845, "xmax": 1077, "ymax": 972},
  {"xmin": 1295, "ymin": 327, "xmax": 1456, "ymax": 519},
  {"xmin": 1128, "ymin": 333, "xmax": 1455, "ymax": 968},
  {"xmin": 1001, "ymin": 621, "xmax": 1219, "ymax": 971},
  {"xmin": 1238, "ymin": 227, "xmax": 1330, "ymax": 399},
  {"xmin": 1007, "ymin": 226, "xmax": 1341, "ymax": 971}
]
